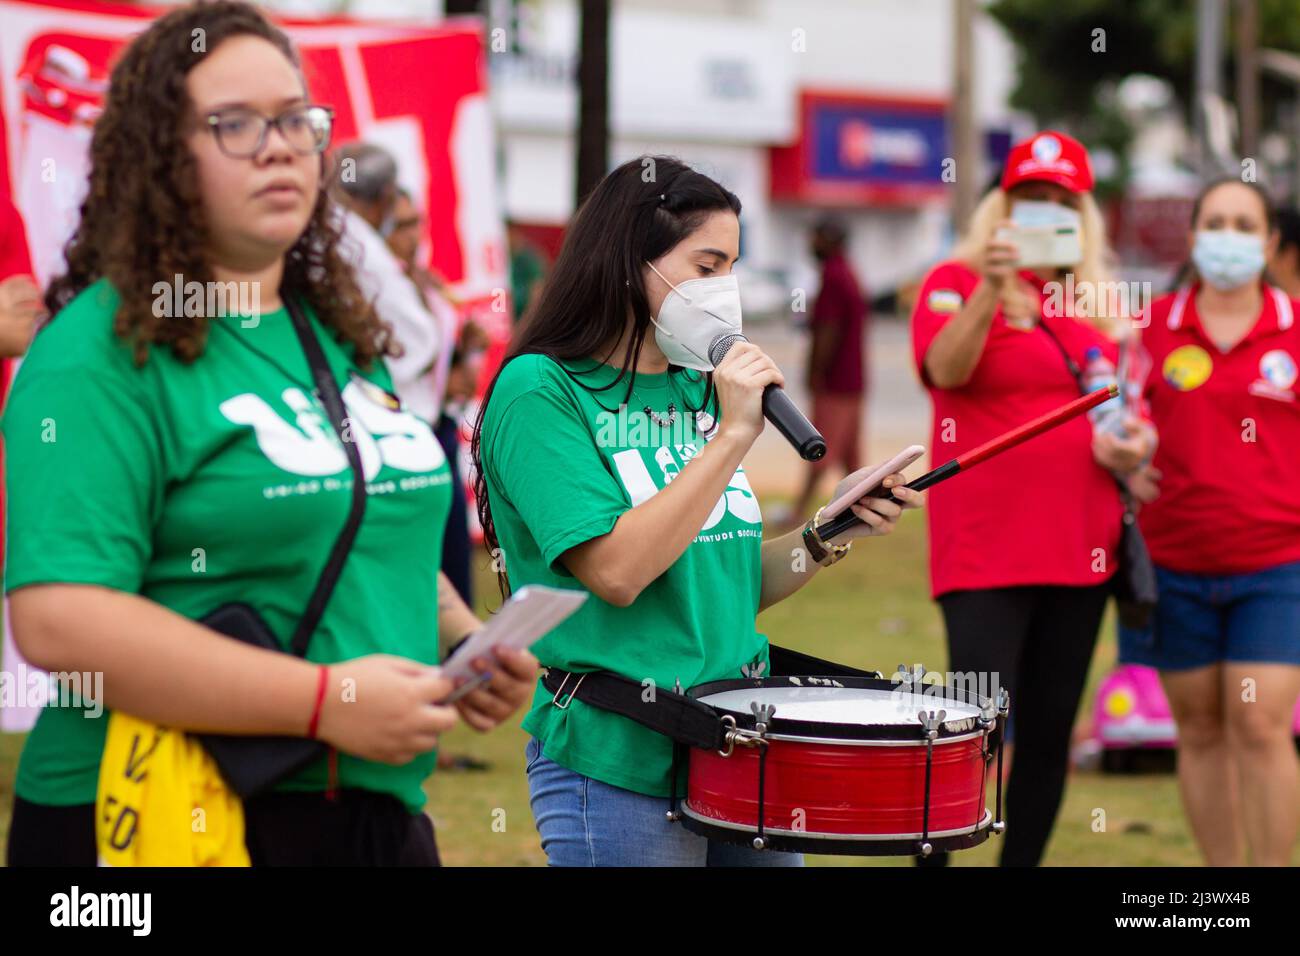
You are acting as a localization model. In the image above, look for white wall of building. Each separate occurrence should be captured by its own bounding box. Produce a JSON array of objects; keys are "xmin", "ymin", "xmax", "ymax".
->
[
  {"xmin": 246, "ymin": 0, "xmax": 1024, "ymax": 295},
  {"xmin": 491, "ymin": 0, "xmax": 1022, "ymax": 300}
]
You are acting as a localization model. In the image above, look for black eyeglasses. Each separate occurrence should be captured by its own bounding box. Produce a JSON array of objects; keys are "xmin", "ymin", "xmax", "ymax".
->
[{"xmin": 203, "ymin": 104, "xmax": 334, "ymax": 159}]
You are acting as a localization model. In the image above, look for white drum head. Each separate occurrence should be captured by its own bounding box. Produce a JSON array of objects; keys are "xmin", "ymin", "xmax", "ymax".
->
[{"xmin": 697, "ymin": 684, "xmax": 982, "ymax": 726}]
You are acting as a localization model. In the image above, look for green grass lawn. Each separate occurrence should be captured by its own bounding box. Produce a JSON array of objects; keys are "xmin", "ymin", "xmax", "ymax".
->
[{"xmin": 2, "ymin": 516, "xmax": 1291, "ymax": 866}]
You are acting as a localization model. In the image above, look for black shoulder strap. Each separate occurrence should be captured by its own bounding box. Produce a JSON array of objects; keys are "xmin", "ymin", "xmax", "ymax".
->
[
  {"xmin": 1037, "ymin": 318, "xmax": 1084, "ymax": 386},
  {"xmin": 284, "ymin": 296, "xmax": 369, "ymax": 658}
]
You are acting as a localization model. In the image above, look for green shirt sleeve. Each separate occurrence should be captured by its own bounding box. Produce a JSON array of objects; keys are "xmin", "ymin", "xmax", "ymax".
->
[
  {"xmin": 4, "ymin": 362, "xmax": 163, "ymax": 593},
  {"xmin": 485, "ymin": 380, "xmax": 629, "ymax": 575}
]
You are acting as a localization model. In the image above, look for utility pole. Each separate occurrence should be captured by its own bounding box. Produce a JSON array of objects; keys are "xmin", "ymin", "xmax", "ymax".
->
[
  {"xmin": 952, "ymin": 0, "xmax": 978, "ymax": 232},
  {"xmin": 1194, "ymin": 0, "xmax": 1225, "ymax": 175},
  {"xmin": 1235, "ymin": 0, "xmax": 1259, "ymax": 160},
  {"xmin": 574, "ymin": 0, "xmax": 610, "ymax": 208}
]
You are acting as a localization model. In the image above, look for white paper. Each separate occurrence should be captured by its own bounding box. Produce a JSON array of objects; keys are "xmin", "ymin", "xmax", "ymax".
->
[{"xmin": 441, "ymin": 585, "xmax": 587, "ymax": 682}]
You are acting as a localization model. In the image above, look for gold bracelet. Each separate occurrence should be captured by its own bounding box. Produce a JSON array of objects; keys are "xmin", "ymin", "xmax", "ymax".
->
[{"xmin": 809, "ymin": 506, "xmax": 852, "ymax": 566}]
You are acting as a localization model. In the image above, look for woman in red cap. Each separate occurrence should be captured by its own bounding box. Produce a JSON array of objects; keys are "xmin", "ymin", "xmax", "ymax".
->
[{"xmin": 911, "ymin": 131, "xmax": 1156, "ymax": 866}]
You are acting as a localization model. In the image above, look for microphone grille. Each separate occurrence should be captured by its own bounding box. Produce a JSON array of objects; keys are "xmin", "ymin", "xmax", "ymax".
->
[{"xmin": 709, "ymin": 332, "xmax": 747, "ymax": 368}]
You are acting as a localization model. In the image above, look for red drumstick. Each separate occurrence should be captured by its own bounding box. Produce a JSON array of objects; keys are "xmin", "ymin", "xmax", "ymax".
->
[{"xmin": 816, "ymin": 385, "xmax": 1118, "ymax": 541}]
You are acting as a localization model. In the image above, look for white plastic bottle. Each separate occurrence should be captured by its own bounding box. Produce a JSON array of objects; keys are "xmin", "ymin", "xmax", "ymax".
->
[{"xmin": 1082, "ymin": 347, "xmax": 1126, "ymax": 435}]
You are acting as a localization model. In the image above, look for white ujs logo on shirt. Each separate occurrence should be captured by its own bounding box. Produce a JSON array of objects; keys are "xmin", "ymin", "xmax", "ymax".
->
[
  {"xmin": 611, "ymin": 444, "xmax": 760, "ymax": 531},
  {"xmin": 219, "ymin": 381, "xmax": 446, "ymax": 480}
]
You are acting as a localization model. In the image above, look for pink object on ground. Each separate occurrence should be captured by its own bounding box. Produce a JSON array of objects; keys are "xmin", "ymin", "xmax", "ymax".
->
[{"xmin": 1092, "ymin": 663, "xmax": 1300, "ymax": 750}]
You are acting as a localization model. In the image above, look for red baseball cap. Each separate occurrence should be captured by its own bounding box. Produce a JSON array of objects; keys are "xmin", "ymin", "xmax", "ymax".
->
[{"xmin": 1000, "ymin": 131, "xmax": 1094, "ymax": 194}]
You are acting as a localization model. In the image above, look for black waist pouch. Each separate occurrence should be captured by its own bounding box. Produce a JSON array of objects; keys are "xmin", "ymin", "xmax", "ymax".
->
[
  {"xmin": 194, "ymin": 297, "xmax": 367, "ymax": 799},
  {"xmin": 195, "ymin": 604, "xmax": 328, "ymax": 799},
  {"xmin": 1113, "ymin": 506, "xmax": 1158, "ymax": 630}
]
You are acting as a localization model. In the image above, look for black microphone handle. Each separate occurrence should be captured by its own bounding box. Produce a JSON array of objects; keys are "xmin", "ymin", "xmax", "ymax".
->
[{"xmin": 762, "ymin": 384, "xmax": 826, "ymax": 461}]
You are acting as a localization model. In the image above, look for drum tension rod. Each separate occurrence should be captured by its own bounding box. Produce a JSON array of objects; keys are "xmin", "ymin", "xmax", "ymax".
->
[
  {"xmin": 666, "ymin": 678, "xmax": 686, "ymax": 823},
  {"xmin": 749, "ymin": 702, "xmax": 776, "ymax": 851},
  {"xmin": 666, "ymin": 741, "xmax": 683, "ymax": 823},
  {"xmin": 993, "ymin": 688, "xmax": 1011, "ymax": 834},
  {"xmin": 917, "ymin": 709, "xmax": 946, "ymax": 857}
]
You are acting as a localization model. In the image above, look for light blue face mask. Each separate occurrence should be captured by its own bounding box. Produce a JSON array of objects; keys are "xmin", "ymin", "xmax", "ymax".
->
[
  {"xmin": 1191, "ymin": 229, "xmax": 1266, "ymax": 290},
  {"xmin": 1010, "ymin": 199, "xmax": 1081, "ymax": 230}
]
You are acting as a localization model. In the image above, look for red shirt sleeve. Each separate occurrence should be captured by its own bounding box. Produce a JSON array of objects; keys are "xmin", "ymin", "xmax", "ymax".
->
[
  {"xmin": 911, "ymin": 260, "xmax": 979, "ymax": 387},
  {"xmin": 0, "ymin": 194, "xmax": 33, "ymax": 283}
]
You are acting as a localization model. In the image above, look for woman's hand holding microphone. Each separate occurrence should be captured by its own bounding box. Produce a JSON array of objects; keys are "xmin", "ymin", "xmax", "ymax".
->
[{"xmin": 712, "ymin": 340, "xmax": 785, "ymax": 448}]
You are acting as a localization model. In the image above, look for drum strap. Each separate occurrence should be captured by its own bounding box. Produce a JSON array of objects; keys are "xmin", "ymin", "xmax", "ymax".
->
[
  {"xmin": 538, "ymin": 645, "xmax": 882, "ymax": 751},
  {"xmin": 540, "ymin": 667, "xmax": 728, "ymax": 751}
]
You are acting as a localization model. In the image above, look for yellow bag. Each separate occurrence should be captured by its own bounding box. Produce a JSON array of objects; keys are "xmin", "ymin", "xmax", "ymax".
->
[{"xmin": 95, "ymin": 712, "xmax": 250, "ymax": 867}]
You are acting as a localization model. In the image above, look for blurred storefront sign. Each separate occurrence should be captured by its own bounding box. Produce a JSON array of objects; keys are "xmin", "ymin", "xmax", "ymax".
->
[{"xmin": 770, "ymin": 90, "xmax": 1010, "ymax": 208}]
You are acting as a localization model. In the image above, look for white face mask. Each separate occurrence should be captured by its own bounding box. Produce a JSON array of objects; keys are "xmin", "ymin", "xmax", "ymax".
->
[
  {"xmin": 645, "ymin": 260, "xmax": 743, "ymax": 371},
  {"xmin": 1192, "ymin": 229, "xmax": 1267, "ymax": 291},
  {"xmin": 1010, "ymin": 199, "xmax": 1081, "ymax": 230}
]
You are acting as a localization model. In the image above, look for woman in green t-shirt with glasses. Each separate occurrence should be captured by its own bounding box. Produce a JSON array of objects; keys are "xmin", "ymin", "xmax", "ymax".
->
[
  {"xmin": 472, "ymin": 157, "xmax": 922, "ymax": 866},
  {"xmin": 3, "ymin": 1, "xmax": 535, "ymax": 867}
]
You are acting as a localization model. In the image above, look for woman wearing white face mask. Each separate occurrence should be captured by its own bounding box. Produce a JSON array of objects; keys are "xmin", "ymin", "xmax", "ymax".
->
[
  {"xmin": 1122, "ymin": 177, "xmax": 1300, "ymax": 866},
  {"xmin": 471, "ymin": 156, "xmax": 921, "ymax": 866}
]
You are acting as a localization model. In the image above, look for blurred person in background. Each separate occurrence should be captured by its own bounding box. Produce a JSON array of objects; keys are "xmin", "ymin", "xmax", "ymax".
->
[
  {"xmin": 911, "ymin": 131, "xmax": 1156, "ymax": 867},
  {"xmin": 786, "ymin": 218, "xmax": 868, "ymax": 525},
  {"xmin": 330, "ymin": 142, "xmax": 443, "ymax": 423},
  {"xmin": 1122, "ymin": 178, "xmax": 1300, "ymax": 867},
  {"xmin": 381, "ymin": 184, "xmax": 477, "ymax": 608},
  {"xmin": 508, "ymin": 221, "xmax": 546, "ymax": 325},
  {"xmin": 1266, "ymin": 206, "xmax": 1300, "ymax": 301},
  {"xmin": 333, "ymin": 146, "xmax": 483, "ymax": 625}
]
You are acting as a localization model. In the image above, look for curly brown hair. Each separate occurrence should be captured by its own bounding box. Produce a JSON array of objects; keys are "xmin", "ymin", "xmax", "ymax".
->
[{"xmin": 44, "ymin": 0, "xmax": 394, "ymax": 368}]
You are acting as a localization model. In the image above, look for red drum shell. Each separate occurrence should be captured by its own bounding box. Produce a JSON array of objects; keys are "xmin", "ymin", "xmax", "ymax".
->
[{"xmin": 686, "ymin": 733, "xmax": 987, "ymax": 837}]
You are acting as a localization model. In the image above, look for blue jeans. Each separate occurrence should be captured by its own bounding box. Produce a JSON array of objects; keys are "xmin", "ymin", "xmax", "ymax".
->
[
  {"xmin": 525, "ymin": 737, "xmax": 804, "ymax": 867},
  {"xmin": 1119, "ymin": 559, "xmax": 1300, "ymax": 670}
]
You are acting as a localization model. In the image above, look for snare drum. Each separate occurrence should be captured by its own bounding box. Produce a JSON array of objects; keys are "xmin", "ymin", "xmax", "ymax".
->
[{"xmin": 677, "ymin": 674, "xmax": 1008, "ymax": 856}]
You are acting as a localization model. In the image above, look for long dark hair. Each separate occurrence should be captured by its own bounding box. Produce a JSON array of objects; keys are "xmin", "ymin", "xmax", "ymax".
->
[
  {"xmin": 471, "ymin": 155, "xmax": 742, "ymax": 598},
  {"xmin": 1171, "ymin": 175, "xmax": 1278, "ymax": 291},
  {"xmin": 45, "ymin": 0, "xmax": 392, "ymax": 368}
]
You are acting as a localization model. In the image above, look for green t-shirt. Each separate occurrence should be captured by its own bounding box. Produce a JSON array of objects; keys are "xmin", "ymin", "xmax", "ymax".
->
[
  {"xmin": 480, "ymin": 353, "xmax": 768, "ymax": 797},
  {"xmin": 4, "ymin": 280, "xmax": 453, "ymax": 812}
]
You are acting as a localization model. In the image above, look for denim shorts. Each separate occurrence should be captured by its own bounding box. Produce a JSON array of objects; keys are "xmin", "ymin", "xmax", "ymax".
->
[
  {"xmin": 524, "ymin": 737, "xmax": 804, "ymax": 867},
  {"xmin": 1119, "ymin": 559, "xmax": 1300, "ymax": 671}
]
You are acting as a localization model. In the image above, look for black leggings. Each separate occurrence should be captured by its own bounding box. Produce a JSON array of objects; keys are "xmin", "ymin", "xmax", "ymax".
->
[
  {"xmin": 918, "ymin": 583, "xmax": 1108, "ymax": 868},
  {"xmin": 6, "ymin": 789, "xmax": 440, "ymax": 867}
]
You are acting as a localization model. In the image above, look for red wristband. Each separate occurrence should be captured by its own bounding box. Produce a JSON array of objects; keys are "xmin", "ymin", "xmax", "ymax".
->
[{"xmin": 307, "ymin": 665, "xmax": 329, "ymax": 740}]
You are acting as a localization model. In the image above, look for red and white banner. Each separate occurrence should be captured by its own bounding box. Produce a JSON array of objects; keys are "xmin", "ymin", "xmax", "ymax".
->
[
  {"xmin": 0, "ymin": 0, "xmax": 508, "ymax": 309},
  {"xmin": 0, "ymin": 0, "xmax": 510, "ymax": 732}
]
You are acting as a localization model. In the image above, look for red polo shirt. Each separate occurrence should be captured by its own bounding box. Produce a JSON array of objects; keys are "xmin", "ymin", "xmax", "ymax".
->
[
  {"xmin": 1136, "ymin": 283, "xmax": 1300, "ymax": 575},
  {"xmin": 912, "ymin": 260, "xmax": 1124, "ymax": 598}
]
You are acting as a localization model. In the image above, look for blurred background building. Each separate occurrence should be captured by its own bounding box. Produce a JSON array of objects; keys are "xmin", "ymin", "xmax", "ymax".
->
[{"xmin": 228, "ymin": 0, "xmax": 1300, "ymax": 318}]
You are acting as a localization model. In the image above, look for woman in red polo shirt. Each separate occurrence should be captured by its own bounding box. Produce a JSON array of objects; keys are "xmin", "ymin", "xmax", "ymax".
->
[
  {"xmin": 1123, "ymin": 177, "xmax": 1300, "ymax": 866},
  {"xmin": 911, "ymin": 131, "xmax": 1155, "ymax": 867}
]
